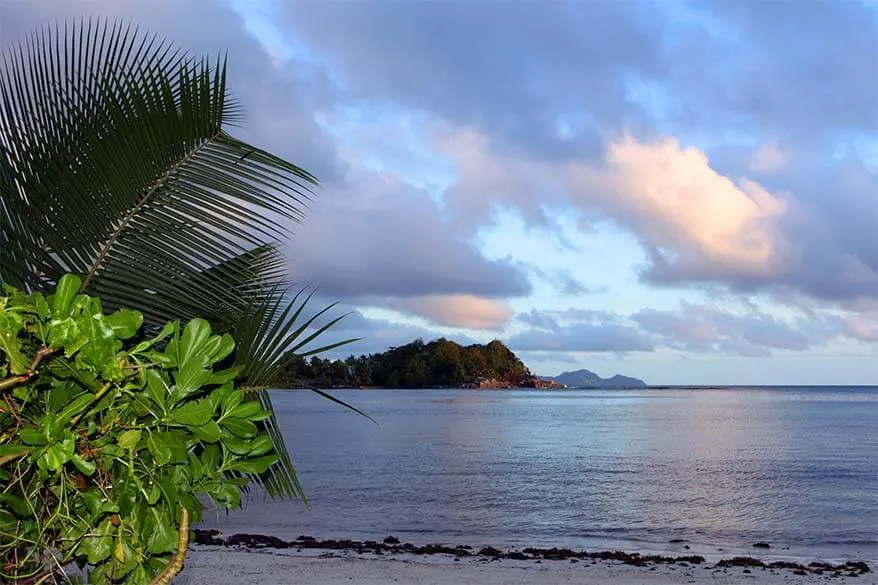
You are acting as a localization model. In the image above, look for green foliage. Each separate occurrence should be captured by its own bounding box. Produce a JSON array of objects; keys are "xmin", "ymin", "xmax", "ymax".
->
[
  {"xmin": 277, "ymin": 338, "xmax": 533, "ymax": 389},
  {"xmin": 0, "ymin": 276, "xmax": 278, "ymax": 583},
  {"xmin": 0, "ymin": 18, "xmax": 353, "ymax": 500}
]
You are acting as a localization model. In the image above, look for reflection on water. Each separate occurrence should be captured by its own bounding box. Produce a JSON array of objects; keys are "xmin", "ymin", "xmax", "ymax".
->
[{"xmin": 202, "ymin": 387, "xmax": 878, "ymax": 562}]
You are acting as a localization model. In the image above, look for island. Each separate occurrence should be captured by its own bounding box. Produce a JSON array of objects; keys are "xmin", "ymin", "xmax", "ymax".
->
[
  {"xmin": 543, "ymin": 369, "xmax": 647, "ymax": 388},
  {"xmin": 276, "ymin": 338, "xmax": 644, "ymax": 389}
]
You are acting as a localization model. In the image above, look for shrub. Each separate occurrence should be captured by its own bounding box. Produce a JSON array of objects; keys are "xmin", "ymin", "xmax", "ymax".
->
[{"xmin": 1, "ymin": 275, "xmax": 278, "ymax": 583}]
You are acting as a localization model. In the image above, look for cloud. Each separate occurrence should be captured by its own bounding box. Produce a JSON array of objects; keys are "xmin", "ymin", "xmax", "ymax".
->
[
  {"xmin": 387, "ymin": 294, "xmax": 512, "ymax": 330},
  {"xmin": 508, "ymin": 322, "xmax": 654, "ymax": 353},
  {"xmin": 317, "ymin": 310, "xmax": 482, "ymax": 359},
  {"xmin": 7, "ymin": 0, "xmax": 877, "ymax": 380},
  {"xmin": 508, "ymin": 309, "xmax": 654, "ymax": 353},
  {"xmin": 509, "ymin": 300, "xmax": 878, "ymax": 359},
  {"xmin": 630, "ymin": 300, "xmax": 875, "ymax": 355},
  {"xmin": 535, "ymin": 266, "xmax": 593, "ymax": 296},
  {"xmin": 750, "ymin": 143, "xmax": 790, "ymax": 173},
  {"xmin": 442, "ymin": 127, "xmax": 877, "ymax": 304},
  {"xmin": 567, "ymin": 136, "xmax": 788, "ymax": 281},
  {"xmin": 268, "ymin": 0, "xmax": 877, "ymax": 308},
  {"xmin": 286, "ymin": 165, "xmax": 531, "ymax": 300},
  {"xmin": 277, "ymin": 1, "xmax": 667, "ymax": 162}
]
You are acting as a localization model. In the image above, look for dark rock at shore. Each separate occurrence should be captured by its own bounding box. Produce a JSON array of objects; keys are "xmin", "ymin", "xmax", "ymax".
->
[
  {"xmin": 225, "ymin": 533, "xmax": 290, "ymax": 549},
  {"xmin": 718, "ymin": 557, "xmax": 765, "ymax": 568},
  {"xmin": 192, "ymin": 529, "xmax": 223, "ymax": 546},
  {"xmin": 752, "ymin": 541, "xmax": 771, "ymax": 548},
  {"xmin": 477, "ymin": 546, "xmax": 502, "ymax": 557},
  {"xmin": 193, "ymin": 532, "xmax": 871, "ymax": 577}
]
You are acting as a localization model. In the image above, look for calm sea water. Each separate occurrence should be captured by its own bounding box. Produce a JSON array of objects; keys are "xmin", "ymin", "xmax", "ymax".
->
[{"xmin": 202, "ymin": 387, "xmax": 878, "ymax": 563}]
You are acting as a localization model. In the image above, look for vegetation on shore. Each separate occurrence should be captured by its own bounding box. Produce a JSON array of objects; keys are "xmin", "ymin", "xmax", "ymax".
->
[
  {"xmin": 0, "ymin": 19, "xmax": 349, "ymax": 583},
  {"xmin": 276, "ymin": 337, "xmax": 559, "ymax": 389},
  {"xmin": 1, "ymin": 277, "xmax": 278, "ymax": 584}
]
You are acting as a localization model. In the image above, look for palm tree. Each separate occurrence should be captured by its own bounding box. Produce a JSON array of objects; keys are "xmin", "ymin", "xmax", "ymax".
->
[{"xmin": 0, "ymin": 19, "xmax": 350, "ymax": 499}]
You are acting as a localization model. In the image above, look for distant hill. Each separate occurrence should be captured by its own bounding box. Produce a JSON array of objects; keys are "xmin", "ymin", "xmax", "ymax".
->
[
  {"xmin": 276, "ymin": 337, "xmax": 560, "ymax": 389},
  {"xmin": 546, "ymin": 369, "xmax": 646, "ymax": 388}
]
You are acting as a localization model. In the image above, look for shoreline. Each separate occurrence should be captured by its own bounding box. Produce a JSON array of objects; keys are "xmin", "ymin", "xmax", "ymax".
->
[{"xmin": 188, "ymin": 531, "xmax": 872, "ymax": 580}]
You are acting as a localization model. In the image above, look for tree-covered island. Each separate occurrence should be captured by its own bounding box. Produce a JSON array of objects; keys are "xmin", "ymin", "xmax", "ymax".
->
[{"xmin": 276, "ymin": 338, "xmax": 564, "ymax": 389}]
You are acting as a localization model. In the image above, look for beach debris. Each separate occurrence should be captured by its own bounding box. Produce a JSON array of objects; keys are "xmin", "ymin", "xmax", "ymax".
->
[
  {"xmin": 752, "ymin": 541, "xmax": 771, "ymax": 549},
  {"xmin": 191, "ymin": 532, "xmax": 872, "ymax": 577}
]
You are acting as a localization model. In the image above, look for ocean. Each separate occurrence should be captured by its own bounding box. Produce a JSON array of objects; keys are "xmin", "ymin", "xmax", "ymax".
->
[{"xmin": 202, "ymin": 387, "xmax": 878, "ymax": 563}]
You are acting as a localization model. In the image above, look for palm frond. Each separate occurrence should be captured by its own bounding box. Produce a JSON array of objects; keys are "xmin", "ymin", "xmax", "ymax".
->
[
  {"xmin": 0, "ymin": 19, "xmax": 352, "ymax": 500},
  {"xmin": 0, "ymin": 19, "xmax": 315, "ymax": 326},
  {"xmin": 230, "ymin": 287, "xmax": 361, "ymax": 499}
]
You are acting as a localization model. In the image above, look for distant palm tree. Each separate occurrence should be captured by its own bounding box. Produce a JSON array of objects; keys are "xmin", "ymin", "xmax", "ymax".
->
[{"xmin": 0, "ymin": 19, "xmax": 351, "ymax": 499}]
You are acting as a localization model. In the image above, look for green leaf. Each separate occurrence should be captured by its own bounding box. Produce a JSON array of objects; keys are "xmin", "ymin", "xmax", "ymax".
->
[
  {"xmin": 0, "ymin": 445, "xmax": 30, "ymax": 457},
  {"xmin": 41, "ymin": 444, "xmax": 70, "ymax": 471},
  {"xmin": 246, "ymin": 435, "xmax": 274, "ymax": 457},
  {"xmin": 229, "ymin": 401, "xmax": 265, "ymax": 420},
  {"xmin": 51, "ymin": 274, "xmax": 82, "ymax": 317},
  {"xmin": 227, "ymin": 455, "xmax": 277, "ymax": 474},
  {"xmin": 174, "ymin": 358, "xmax": 212, "ymax": 397},
  {"xmin": 192, "ymin": 420, "xmax": 222, "ymax": 443},
  {"xmin": 210, "ymin": 334, "xmax": 236, "ymax": 362},
  {"xmin": 104, "ymin": 308, "xmax": 143, "ymax": 339},
  {"xmin": 0, "ymin": 493, "xmax": 31, "ymax": 517},
  {"xmin": 168, "ymin": 399, "xmax": 214, "ymax": 427},
  {"xmin": 70, "ymin": 453, "xmax": 97, "ymax": 476},
  {"xmin": 222, "ymin": 436, "xmax": 253, "ymax": 456},
  {"xmin": 146, "ymin": 483, "xmax": 162, "ymax": 506},
  {"xmin": 46, "ymin": 385, "xmax": 72, "ymax": 413},
  {"xmin": 146, "ymin": 370, "xmax": 170, "ymax": 410},
  {"xmin": 210, "ymin": 482, "xmax": 241, "ymax": 509},
  {"xmin": 81, "ymin": 533, "xmax": 113, "ymax": 565},
  {"xmin": 18, "ymin": 427, "xmax": 46, "ymax": 446},
  {"xmin": 56, "ymin": 393, "xmax": 95, "ymax": 425},
  {"xmin": 222, "ymin": 417, "xmax": 257, "ymax": 438},
  {"xmin": 82, "ymin": 491, "xmax": 103, "ymax": 516},
  {"xmin": 118, "ymin": 429, "xmax": 142, "ymax": 452},
  {"xmin": 146, "ymin": 433, "xmax": 172, "ymax": 466},
  {"xmin": 147, "ymin": 511, "xmax": 177, "ymax": 554},
  {"xmin": 157, "ymin": 430, "xmax": 189, "ymax": 463},
  {"xmin": 34, "ymin": 293, "xmax": 51, "ymax": 320},
  {"xmin": 180, "ymin": 318, "xmax": 212, "ymax": 366},
  {"xmin": 208, "ymin": 366, "xmax": 241, "ymax": 386},
  {"xmin": 220, "ymin": 389, "xmax": 244, "ymax": 415},
  {"xmin": 131, "ymin": 320, "xmax": 178, "ymax": 354}
]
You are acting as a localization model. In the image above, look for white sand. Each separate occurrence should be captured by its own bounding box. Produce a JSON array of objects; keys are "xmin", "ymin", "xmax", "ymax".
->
[{"xmin": 176, "ymin": 548, "xmax": 872, "ymax": 585}]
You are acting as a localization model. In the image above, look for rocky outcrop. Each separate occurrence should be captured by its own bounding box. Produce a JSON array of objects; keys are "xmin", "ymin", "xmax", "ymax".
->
[{"xmin": 461, "ymin": 375, "xmax": 565, "ymax": 389}]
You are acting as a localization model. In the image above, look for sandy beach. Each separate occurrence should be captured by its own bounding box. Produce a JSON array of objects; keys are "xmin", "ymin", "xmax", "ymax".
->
[{"xmin": 178, "ymin": 547, "xmax": 874, "ymax": 585}]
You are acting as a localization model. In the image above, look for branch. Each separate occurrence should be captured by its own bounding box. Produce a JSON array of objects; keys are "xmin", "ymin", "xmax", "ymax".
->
[
  {"xmin": 0, "ymin": 450, "xmax": 27, "ymax": 466},
  {"xmin": 0, "ymin": 375, "xmax": 29, "ymax": 392},
  {"xmin": 0, "ymin": 347, "xmax": 54, "ymax": 392},
  {"xmin": 27, "ymin": 347, "xmax": 54, "ymax": 372},
  {"xmin": 149, "ymin": 507, "xmax": 189, "ymax": 585},
  {"xmin": 69, "ymin": 382, "xmax": 112, "ymax": 427}
]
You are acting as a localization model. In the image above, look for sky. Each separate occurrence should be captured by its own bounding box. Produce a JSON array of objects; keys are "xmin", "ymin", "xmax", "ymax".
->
[{"xmin": 2, "ymin": 0, "xmax": 877, "ymax": 385}]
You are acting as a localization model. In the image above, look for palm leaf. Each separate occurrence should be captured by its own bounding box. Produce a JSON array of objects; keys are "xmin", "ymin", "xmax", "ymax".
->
[
  {"xmin": 0, "ymin": 19, "xmax": 314, "ymax": 321},
  {"xmin": 0, "ymin": 19, "xmax": 350, "ymax": 499},
  {"xmin": 230, "ymin": 287, "xmax": 365, "ymax": 499}
]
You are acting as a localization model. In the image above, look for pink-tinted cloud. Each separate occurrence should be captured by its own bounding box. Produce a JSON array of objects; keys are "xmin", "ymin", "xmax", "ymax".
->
[
  {"xmin": 389, "ymin": 294, "xmax": 512, "ymax": 330},
  {"xmin": 750, "ymin": 143, "xmax": 790, "ymax": 173},
  {"xmin": 565, "ymin": 136, "xmax": 788, "ymax": 279}
]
